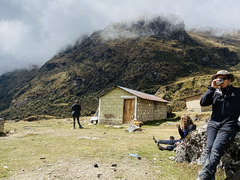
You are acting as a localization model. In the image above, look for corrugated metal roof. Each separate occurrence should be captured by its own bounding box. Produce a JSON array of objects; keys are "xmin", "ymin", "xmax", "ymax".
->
[{"xmin": 118, "ymin": 86, "xmax": 171, "ymax": 103}]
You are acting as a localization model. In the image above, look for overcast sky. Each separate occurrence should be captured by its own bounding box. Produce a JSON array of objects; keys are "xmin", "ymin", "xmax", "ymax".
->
[{"xmin": 0, "ymin": 0, "xmax": 240, "ymax": 75}]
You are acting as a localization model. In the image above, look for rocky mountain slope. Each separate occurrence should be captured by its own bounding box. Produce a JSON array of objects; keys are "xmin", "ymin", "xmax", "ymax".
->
[{"xmin": 0, "ymin": 15, "xmax": 240, "ymax": 120}]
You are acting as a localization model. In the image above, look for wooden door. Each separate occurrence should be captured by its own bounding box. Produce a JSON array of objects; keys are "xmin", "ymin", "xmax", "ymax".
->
[{"xmin": 123, "ymin": 99, "xmax": 135, "ymax": 124}]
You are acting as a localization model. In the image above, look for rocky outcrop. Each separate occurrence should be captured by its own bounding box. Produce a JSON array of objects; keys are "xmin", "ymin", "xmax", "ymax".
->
[
  {"xmin": 175, "ymin": 124, "xmax": 207, "ymax": 164},
  {"xmin": 175, "ymin": 123, "xmax": 240, "ymax": 179}
]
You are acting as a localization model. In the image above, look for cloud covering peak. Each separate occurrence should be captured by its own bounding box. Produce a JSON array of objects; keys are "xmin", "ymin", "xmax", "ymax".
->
[{"xmin": 0, "ymin": 0, "xmax": 240, "ymax": 75}]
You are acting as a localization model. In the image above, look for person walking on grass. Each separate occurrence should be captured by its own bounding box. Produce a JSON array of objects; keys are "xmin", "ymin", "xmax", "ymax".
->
[
  {"xmin": 153, "ymin": 114, "xmax": 196, "ymax": 150},
  {"xmin": 196, "ymin": 70, "xmax": 240, "ymax": 180},
  {"xmin": 71, "ymin": 100, "xmax": 83, "ymax": 129}
]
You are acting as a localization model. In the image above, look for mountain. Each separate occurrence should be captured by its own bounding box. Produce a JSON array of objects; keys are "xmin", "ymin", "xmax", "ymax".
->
[
  {"xmin": 0, "ymin": 67, "xmax": 39, "ymax": 112},
  {"xmin": 0, "ymin": 15, "xmax": 240, "ymax": 120},
  {"xmin": 155, "ymin": 73, "xmax": 240, "ymax": 111}
]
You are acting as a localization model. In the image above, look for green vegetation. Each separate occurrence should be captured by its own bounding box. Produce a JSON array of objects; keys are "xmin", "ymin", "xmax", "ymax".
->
[
  {"xmin": 0, "ymin": 115, "xmax": 225, "ymax": 179},
  {"xmin": 0, "ymin": 23, "xmax": 240, "ymax": 120}
]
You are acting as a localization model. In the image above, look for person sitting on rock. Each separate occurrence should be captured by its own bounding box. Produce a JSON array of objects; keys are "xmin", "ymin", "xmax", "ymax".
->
[
  {"xmin": 153, "ymin": 114, "xmax": 196, "ymax": 150},
  {"xmin": 197, "ymin": 70, "xmax": 240, "ymax": 180}
]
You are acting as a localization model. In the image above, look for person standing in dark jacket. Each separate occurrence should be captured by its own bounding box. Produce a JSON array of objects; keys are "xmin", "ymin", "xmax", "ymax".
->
[
  {"xmin": 153, "ymin": 114, "xmax": 196, "ymax": 150},
  {"xmin": 197, "ymin": 70, "xmax": 240, "ymax": 180},
  {"xmin": 71, "ymin": 100, "xmax": 83, "ymax": 129}
]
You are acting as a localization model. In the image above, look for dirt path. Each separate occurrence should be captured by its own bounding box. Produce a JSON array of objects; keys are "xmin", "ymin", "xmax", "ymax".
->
[{"xmin": 7, "ymin": 157, "xmax": 162, "ymax": 180}]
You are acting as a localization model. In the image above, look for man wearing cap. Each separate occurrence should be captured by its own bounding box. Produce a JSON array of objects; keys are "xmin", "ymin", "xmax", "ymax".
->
[{"xmin": 197, "ymin": 70, "xmax": 240, "ymax": 180}]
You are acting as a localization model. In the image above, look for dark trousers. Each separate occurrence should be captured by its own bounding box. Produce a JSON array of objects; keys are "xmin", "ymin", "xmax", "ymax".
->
[
  {"xmin": 73, "ymin": 116, "xmax": 81, "ymax": 128},
  {"xmin": 157, "ymin": 139, "xmax": 180, "ymax": 150},
  {"xmin": 199, "ymin": 125, "xmax": 237, "ymax": 179}
]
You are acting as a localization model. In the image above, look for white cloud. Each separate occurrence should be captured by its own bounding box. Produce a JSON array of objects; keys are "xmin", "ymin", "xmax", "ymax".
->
[{"xmin": 0, "ymin": 0, "xmax": 240, "ymax": 75}]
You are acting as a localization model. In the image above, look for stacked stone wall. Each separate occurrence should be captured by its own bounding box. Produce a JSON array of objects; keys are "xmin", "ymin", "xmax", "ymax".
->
[
  {"xmin": 137, "ymin": 99, "xmax": 167, "ymax": 122},
  {"xmin": 100, "ymin": 88, "xmax": 132, "ymax": 124}
]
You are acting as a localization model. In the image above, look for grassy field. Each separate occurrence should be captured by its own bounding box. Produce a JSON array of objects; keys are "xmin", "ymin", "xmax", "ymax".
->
[{"xmin": 0, "ymin": 113, "xmax": 225, "ymax": 180}]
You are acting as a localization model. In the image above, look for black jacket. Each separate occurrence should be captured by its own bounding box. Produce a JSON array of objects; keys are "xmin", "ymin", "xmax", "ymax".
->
[
  {"xmin": 71, "ymin": 103, "xmax": 81, "ymax": 117},
  {"xmin": 200, "ymin": 85, "xmax": 240, "ymax": 130},
  {"xmin": 178, "ymin": 124, "xmax": 196, "ymax": 140}
]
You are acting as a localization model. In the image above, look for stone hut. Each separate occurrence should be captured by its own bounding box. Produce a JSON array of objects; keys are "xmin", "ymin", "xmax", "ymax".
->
[
  {"xmin": 186, "ymin": 95, "xmax": 212, "ymax": 112},
  {"xmin": 98, "ymin": 86, "xmax": 170, "ymax": 125}
]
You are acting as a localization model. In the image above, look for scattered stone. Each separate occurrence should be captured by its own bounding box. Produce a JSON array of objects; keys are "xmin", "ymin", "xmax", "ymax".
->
[
  {"xmin": 113, "ymin": 126, "xmax": 123, "ymax": 129},
  {"xmin": 164, "ymin": 122, "xmax": 174, "ymax": 126},
  {"xmin": 9, "ymin": 129, "xmax": 15, "ymax": 134},
  {"xmin": 126, "ymin": 125, "xmax": 141, "ymax": 132},
  {"xmin": 111, "ymin": 164, "xmax": 117, "ymax": 167},
  {"xmin": 40, "ymin": 157, "xmax": 46, "ymax": 160},
  {"xmin": 77, "ymin": 136, "xmax": 102, "ymax": 140},
  {"xmin": 105, "ymin": 125, "xmax": 123, "ymax": 129},
  {"xmin": 94, "ymin": 164, "xmax": 98, "ymax": 168},
  {"xmin": 169, "ymin": 157, "xmax": 175, "ymax": 161},
  {"xmin": 97, "ymin": 172, "xmax": 102, "ymax": 178},
  {"xmin": 3, "ymin": 166, "xmax": 8, "ymax": 169}
]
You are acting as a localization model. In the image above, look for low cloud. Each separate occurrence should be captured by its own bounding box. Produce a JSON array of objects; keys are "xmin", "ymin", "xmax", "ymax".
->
[
  {"xmin": 0, "ymin": 0, "xmax": 240, "ymax": 75},
  {"xmin": 100, "ymin": 14, "xmax": 185, "ymax": 41}
]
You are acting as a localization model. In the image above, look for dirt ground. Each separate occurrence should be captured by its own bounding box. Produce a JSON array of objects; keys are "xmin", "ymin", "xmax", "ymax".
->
[
  {"xmin": 6, "ymin": 157, "xmax": 162, "ymax": 180},
  {"xmin": 1, "ymin": 118, "xmax": 173, "ymax": 180}
]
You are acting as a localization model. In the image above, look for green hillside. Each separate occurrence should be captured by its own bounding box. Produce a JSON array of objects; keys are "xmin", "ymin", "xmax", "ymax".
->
[{"xmin": 0, "ymin": 16, "xmax": 240, "ymax": 120}]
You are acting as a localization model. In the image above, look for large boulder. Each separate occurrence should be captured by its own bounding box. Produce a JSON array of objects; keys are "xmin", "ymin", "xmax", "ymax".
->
[{"xmin": 175, "ymin": 123, "xmax": 240, "ymax": 180}]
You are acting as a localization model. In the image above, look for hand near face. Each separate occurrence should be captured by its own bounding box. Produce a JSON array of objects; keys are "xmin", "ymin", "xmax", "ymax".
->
[{"xmin": 212, "ymin": 78, "xmax": 221, "ymax": 89}]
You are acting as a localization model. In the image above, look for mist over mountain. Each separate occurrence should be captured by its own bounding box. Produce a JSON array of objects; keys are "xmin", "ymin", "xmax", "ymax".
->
[
  {"xmin": 0, "ymin": 15, "xmax": 240, "ymax": 120},
  {"xmin": 100, "ymin": 14, "xmax": 185, "ymax": 40}
]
